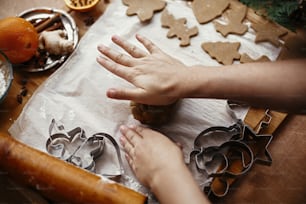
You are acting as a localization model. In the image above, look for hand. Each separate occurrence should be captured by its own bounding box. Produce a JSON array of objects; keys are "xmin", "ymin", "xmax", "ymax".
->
[
  {"xmin": 119, "ymin": 125, "xmax": 184, "ymax": 188},
  {"xmin": 97, "ymin": 34, "xmax": 190, "ymax": 105}
]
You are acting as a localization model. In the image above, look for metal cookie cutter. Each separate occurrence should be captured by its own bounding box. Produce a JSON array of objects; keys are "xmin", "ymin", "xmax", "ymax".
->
[
  {"xmin": 193, "ymin": 140, "xmax": 254, "ymax": 178},
  {"xmin": 190, "ymin": 119, "xmax": 274, "ymax": 198},
  {"xmin": 255, "ymin": 109, "xmax": 272, "ymax": 134},
  {"xmin": 46, "ymin": 119, "xmax": 124, "ymax": 178},
  {"xmin": 233, "ymin": 122, "xmax": 273, "ymax": 166}
]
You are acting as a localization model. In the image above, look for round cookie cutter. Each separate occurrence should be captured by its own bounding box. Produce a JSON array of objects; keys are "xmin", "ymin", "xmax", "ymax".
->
[{"xmin": 18, "ymin": 7, "xmax": 79, "ymax": 72}]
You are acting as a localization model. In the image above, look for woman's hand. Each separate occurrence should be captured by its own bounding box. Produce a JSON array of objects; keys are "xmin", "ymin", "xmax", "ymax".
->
[
  {"xmin": 97, "ymin": 34, "xmax": 190, "ymax": 105},
  {"xmin": 119, "ymin": 125, "xmax": 184, "ymax": 188},
  {"xmin": 119, "ymin": 125, "xmax": 210, "ymax": 204}
]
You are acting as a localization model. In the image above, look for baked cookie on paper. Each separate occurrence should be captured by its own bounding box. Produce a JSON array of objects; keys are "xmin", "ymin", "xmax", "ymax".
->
[
  {"xmin": 161, "ymin": 9, "xmax": 198, "ymax": 46},
  {"xmin": 122, "ymin": 0, "xmax": 166, "ymax": 22},
  {"xmin": 251, "ymin": 21, "xmax": 288, "ymax": 47},
  {"xmin": 240, "ymin": 53, "xmax": 271, "ymax": 63},
  {"xmin": 201, "ymin": 42, "xmax": 241, "ymax": 65},
  {"xmin": 192, "ymin": 0, "xmax": 230, "ymax": 24},
  {"xmin": 214, "ymin": 1, "xmax": 248, "ymax": 37}
]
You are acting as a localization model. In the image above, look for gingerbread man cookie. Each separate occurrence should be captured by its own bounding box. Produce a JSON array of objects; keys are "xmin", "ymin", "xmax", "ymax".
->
[
  {"xmin": 214, "ymin": 2, "xmax": 248, "ymax": 37},
  {"xmin": 192, "ymin": 0, "xmax": 230, "ymax": 24},
  {"xmin": 251, "ymin": 21, "xmax": 288, "ymax": 47},
  {"xmin": 202, "ymin": 42, "xmax": 241, "ymax": 65},
  {"xmin": 161, "ymin": 9, "xmax": 198, "ymax": 46},
  {"xmin": 122, "ymin": 0, "xmax": 166, "ymax": 22}
]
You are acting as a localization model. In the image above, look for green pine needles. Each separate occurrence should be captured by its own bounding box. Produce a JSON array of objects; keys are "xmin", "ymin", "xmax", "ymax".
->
[{"xmin": 239, "ymin": 0, "xmax": 306, "ymax": 31}]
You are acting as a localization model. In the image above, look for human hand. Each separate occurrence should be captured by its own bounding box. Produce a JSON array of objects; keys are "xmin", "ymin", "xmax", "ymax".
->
[
  {"xmin": 97, "ymin": 34, "xmax": 190, "ymax": 105},
  {"xmin": 119, "ymin": 125, "xmax": 184, "ymax": 189}
]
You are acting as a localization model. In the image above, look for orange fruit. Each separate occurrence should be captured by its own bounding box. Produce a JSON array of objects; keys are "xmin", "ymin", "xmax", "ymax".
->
[{"xmin": 0, "ymin": 17, "xmax": 38, "ymax": 64}]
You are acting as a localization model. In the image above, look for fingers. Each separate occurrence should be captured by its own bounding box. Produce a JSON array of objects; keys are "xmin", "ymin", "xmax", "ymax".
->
[
  {"xmin": 120, "ymin": 125, "xmax": 142, "ymax": 145},
  {"xmin": 124, "ymin": 153, "xmax": 135, "ymax": 170},
  {"xmin": 106, "ymin": 87, "xmax": 146, "ymax": 102},
  {"xmin": 97, "ymin": 44, "xmax": 134, "ymax": 67},
  {"xmin": 136, "ymin": 34, "xmax": 162, "ymax": 54},
  {"xmin": 96, "ymin": 56, "xmax": 132, "ymax": 81},
  {"xmin": 119, "ymin": 125, "xmax": 143, "ymax": 158},
  {"xmin": 112, "ymin": 35, "xmax": 147, "ymax": 58}
]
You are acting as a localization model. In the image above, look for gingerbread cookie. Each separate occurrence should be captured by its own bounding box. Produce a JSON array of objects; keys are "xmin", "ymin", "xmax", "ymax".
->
[
  {"xmin": 251, "ymin": 21, "xmax": 288, "ymax": 47},
  {"xmin": 214, "ymin": 2, "xmax": 248, "ymax": 37},
  {"xmin": 240, "ymin": 53, "xmax": 270, "ymax": 63},
  {"xmin": 192, "ymin": 0, "xmax": 230, "ymax": 24},
  {"xmin": 161, "ymin": 9, "xmax": 198, "ymax": 46},
  {"xmin": 122, "ymin": 0, "xmax": 166, "ymax": 22},
  {"xmin": 201, "ymin": 42, "xmax": 241, "ymax": 65}
]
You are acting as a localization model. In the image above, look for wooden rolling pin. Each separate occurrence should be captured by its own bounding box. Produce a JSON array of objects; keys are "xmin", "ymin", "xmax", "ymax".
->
[{"xmin": 0, "ymin": 132, "xmax": 147, "ymax": 204}]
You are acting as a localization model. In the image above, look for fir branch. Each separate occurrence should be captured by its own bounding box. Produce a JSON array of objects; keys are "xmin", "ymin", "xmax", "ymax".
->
[{"xmin": 239, "ymin": 0, "xmax": 306, "ymax": 31}]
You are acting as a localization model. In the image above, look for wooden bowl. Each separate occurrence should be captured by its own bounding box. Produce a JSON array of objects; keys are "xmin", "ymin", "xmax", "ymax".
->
[{"xmin": 63, "ymin": 0, "xmax": 101, "ymax": 12}]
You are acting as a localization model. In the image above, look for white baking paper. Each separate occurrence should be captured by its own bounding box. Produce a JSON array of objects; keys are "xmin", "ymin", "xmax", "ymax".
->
[{"xmin": 9, "ymin": 0, "xmax": 281, "ymax": 201}]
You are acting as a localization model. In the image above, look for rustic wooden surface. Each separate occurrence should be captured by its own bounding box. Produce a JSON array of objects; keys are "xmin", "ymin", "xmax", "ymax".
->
[{"xmin": 0, "ymin": 0, "xmax": 306, "ymax": 203}]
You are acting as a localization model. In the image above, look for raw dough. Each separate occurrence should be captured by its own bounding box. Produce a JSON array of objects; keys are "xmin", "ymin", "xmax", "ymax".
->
[
  {"xmin": 251, "ymin": 21, "xmax": 288, "ymax": 47},
  {"xmin": 192, "ymin": 0, "xmax": 230, "ymax": 24},
  {"xmin": 130, "ymin": 101, "xmax": 178, "ymax": 126},
  {"xmin": 214, "ymin": 1, "xmax": 248, "ymax": 37},
  {"xmin": 122, "ymin": 0, "xmax": 166, "ymax": 22},
  {"xmin": 201, "ymin": 42, "xmax": 241, "ymax": 65},
  {"xmin": 240, "ymin": 53, "xmax": 270, "ymax": 63},
  {"xmin": 161, "ymin": 9, "xmax": 198, "ymax": 46}
]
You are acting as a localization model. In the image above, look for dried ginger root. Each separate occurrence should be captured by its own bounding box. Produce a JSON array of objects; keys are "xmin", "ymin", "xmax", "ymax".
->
[{"xmin": 39, "ymin": 30, "xmax": 74, "ymax": 55}]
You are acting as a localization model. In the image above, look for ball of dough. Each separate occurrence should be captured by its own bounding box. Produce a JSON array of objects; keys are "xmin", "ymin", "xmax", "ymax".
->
[{"xmin": 130, "ymin": 101, "xmax": 178, "ymax": 126}]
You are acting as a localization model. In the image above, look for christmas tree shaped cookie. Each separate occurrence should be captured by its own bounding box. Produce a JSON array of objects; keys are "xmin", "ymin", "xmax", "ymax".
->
[
  {"xmin": 214, "ymin": 2, "xmax": 248, "ymax": 36},
  {"xmin": 192, "ymin": 0, "xmax": 230, "ymax": 24},
  {"xmin": 122, "ymin": 0, "xmax": 166, "ymax": 22},
  {"xmin": 201, "ymin": 42, "xmax": 241, "ymax": 65},
  {"xmin": 161, "ymin": 9, "xmax": 198, "ymax": 46}
]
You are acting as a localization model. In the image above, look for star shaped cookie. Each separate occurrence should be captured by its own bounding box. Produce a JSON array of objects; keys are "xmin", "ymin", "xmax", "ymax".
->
[
  {"xmin": 240, "ymin": 53, "xmax": 271, "ymax": 63},
  {"xmin": 251, "ymin": 21, "xmax": 288, "ymax": 47}
]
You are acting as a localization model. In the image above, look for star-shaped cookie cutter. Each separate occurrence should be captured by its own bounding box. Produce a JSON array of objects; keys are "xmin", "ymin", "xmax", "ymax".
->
[
  {"xmin": 189, "ymin": 119, "xmax": 274, "ymax": 198},
  {"xmin": 233, "ymin": 122, "xmax": 273, "ymax": 166}
]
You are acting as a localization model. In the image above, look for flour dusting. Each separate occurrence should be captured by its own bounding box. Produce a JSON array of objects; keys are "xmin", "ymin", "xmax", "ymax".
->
[{"xmin": 0, "ymin": 61, "xmax": 8, "ymax": 97}]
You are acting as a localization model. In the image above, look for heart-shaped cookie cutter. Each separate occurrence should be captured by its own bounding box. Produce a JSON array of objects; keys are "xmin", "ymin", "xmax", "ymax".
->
[{"xmin": 46, "ymin": 119, "xmax": 124, "ymax": 178}]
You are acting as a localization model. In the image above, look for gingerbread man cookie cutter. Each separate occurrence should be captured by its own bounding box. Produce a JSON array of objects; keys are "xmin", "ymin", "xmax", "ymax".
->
[{"xmin": 46, "ymin": 119, "xmax": 124, "ymax": 178}]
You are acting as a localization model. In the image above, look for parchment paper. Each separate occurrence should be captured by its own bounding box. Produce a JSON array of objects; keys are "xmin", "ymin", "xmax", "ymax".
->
[{"xmin": 9, "ymin": 0, "xmax": 281, "ymax": 201}]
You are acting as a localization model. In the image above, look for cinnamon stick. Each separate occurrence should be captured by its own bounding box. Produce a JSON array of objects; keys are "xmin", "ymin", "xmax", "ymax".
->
[
  {"xmin": 0, "ymin": 132, "xmax": 147, "ymax": 204},
  {"xmin": 32, "ymin": 17, "xmax": 50, "ymax": 27},
  {"xmin": 45, "ymin": 21, "xmax": 63, "ymax": 31},
  {"xmin": 35, "ymin": 13, "xmax": 62, "ymax": 33}
]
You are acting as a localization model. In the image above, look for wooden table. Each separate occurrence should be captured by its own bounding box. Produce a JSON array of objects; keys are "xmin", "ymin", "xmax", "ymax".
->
[{"xmin": 1, "ymin": 0, "xmax": 306, "ymax": 203}]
